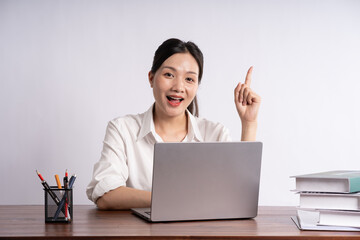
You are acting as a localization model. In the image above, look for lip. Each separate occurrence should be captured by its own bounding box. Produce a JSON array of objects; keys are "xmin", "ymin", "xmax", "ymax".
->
[
  {"xmin": 166, "ymin": 95, "xmax": 184, "ymax": 107},
  {"xmin": 167, "ymin": 95, "xmax": 184, "ymax": 99}
]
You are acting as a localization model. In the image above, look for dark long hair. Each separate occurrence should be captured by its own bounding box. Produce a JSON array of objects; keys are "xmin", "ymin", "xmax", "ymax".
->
[{"xmin": 150, "ymin": 38, "xmax": 204, "ymax": 117}]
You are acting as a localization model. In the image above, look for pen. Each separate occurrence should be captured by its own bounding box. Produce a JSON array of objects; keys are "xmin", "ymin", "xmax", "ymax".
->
[
  {"xmin": 36, "ymin": 170, "xmax": 60, "ymax": 205},
  {"xmin": 68, "ymin": 174, "xmax": 76, "ymax": 189},
  {"xmin": 64, "ymin": 169, "xmax": 69, "ymax": 220},
  {"xmin": 64, "ymin": 169, "xmax": 68, "ymax": 188},
  {"xmin": 36, "ymin": 170, "xmax": 67, "ymax": 216},
  {"xmin": 54, "ymin": 174, "xmax": 76, "ymax": 220},
  {"xmin": 55, "ymin": 174, "xmax": 62, "ymax": 189}
]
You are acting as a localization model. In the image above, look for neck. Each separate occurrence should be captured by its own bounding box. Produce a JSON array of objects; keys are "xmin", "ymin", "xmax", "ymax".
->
[{"xmin": 153, "ymin": 106, "xmax": 188, "ymax": 142}]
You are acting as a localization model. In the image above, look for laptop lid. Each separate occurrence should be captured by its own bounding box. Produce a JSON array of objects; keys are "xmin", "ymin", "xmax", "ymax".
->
[{"xmin": 147, "ymin": 141, "xmax": 263, "ymax": 222}]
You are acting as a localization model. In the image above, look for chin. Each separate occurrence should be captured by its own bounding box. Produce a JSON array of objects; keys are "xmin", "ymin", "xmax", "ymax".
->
[
  {"xmin": 164, "ymin": 104, "xmax": 188, "ymax": 116},
  {"xmin": 165, "ymin": 108, "xmax": 186, "ymax": 117}
]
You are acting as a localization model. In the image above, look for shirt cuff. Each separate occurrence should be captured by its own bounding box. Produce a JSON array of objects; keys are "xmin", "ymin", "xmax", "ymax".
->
[{"xmin": 91, "ymin": 176, "xmax": 126, "ymax": 203}]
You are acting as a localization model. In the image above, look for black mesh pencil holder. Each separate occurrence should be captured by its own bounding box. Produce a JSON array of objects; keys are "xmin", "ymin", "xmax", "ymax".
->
[{"xmin": 44, "ymin": 186, "xmax": 73, "ymax": 223}]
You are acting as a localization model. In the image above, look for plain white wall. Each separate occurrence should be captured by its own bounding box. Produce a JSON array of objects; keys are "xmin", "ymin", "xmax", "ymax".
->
[{"xmin": 1, "ymin": 0, "xmax": 360, "ymax": 205}]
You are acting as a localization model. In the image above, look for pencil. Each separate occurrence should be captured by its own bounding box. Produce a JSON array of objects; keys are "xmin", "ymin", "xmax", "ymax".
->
[
  {"xmin": 36, "ymin": 170, "xmax": 66, "ymax": 216},
  {"xmin": 36, "ymin": 170, "xmax": 60, "ymax": 205},
  {"xmin": 55, "ymin": 174, "xmax": 62, "ymax": 189},
  {"xmin": 54, "ymin": 174, "xmax": 76, "ymax": 220}
]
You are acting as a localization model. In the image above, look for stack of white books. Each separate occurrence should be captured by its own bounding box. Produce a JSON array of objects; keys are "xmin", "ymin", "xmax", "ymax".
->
[{"xmin": 291, "ymin": 170, "xmax": 360, "ymax": 231}]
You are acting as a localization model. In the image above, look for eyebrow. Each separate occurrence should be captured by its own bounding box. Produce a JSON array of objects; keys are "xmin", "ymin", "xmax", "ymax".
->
[{"xmin": 162, "ymin": 66, "xmax": 198, "ymax": 75}]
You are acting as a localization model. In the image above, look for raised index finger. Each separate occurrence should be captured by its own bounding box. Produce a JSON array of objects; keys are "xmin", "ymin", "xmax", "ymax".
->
[{"xmin": 245, "ymin": 66, "xmax": 253, "ymax": 86}]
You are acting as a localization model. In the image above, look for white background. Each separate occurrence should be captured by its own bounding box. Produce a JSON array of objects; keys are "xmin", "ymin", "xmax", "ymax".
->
[{"xmin": 1, "ymin": 0, "xmax": 360, "ymax": 205}]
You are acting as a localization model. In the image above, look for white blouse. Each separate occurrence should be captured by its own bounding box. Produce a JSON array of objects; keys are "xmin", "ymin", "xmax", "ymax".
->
[{"xmin": 86, "ymin": 104, "xmax": 232, "ymax": 203}]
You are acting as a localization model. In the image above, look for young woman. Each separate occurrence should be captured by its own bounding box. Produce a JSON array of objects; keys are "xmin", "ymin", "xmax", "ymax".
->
[{"xmin": 86, "ymin": 38, "xmax": 261, "ymax": 210}]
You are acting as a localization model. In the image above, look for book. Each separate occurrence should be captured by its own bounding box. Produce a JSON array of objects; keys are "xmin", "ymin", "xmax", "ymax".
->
[
  {"xmin": 296, "ymin": 208, "xmax": 360, "ymax": 229},
  {"xmin": 319, "ymin": 209, "xmax": 360, "ymax": 228},
  {"xmin": 298, "ymin": 192, "xmax": 360, "ymax": 210},
  {"xmin": 291, "ymin": 215, "xmax": 360, "ymax": 231},
  {"xmin": 291, "ymin": 170, "xmax": 360, "ymax": 193}
]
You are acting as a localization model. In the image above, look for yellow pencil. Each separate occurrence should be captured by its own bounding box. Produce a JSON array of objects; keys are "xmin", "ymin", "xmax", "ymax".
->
[{"xmin": 55, "ymin": 174, "xmax": 62, "ymax": 189}]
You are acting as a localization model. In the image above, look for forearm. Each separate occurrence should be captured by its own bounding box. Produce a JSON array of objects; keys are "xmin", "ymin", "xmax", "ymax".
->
[
  {"xmin": 241, "ymin": 121, "xmax": 257, "ymax": 141},
  {"xmin": 96, "ymin": 186, "xmax": 151, "ymax": 210}
]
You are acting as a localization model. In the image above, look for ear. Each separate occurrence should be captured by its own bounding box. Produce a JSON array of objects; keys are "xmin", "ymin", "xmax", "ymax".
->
[{"xmin": 148, "ymin": 71, "xmax": 154, "ymax": 88}]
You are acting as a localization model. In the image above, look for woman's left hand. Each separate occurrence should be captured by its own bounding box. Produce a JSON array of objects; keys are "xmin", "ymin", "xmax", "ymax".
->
[{"xmin": 234, "ymin": 66, "xmax": 261, "ymax": 124}]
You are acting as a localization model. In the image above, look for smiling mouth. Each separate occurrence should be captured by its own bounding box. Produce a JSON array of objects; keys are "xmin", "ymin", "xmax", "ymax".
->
[
  {"xmin": 166, "ymin": 96, "xmax": 184, "ymax": 106},
  {"xmin": 166, "ymin": 96, "xmax": 184, "ymax": 102}
]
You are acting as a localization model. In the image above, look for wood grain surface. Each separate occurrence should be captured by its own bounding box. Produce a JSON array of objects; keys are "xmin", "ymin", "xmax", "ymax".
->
[{"xmin": 1, "ymin": 205, "xmax": 360, "ymax": 239}]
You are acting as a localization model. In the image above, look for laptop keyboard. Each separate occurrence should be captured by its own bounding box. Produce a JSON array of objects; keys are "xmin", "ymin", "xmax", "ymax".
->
[{"xmin": 145, "ymin": 211, "xmax": 151, "ymax": 216}]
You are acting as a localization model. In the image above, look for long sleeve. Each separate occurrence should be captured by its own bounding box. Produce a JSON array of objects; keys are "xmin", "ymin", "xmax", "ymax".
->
[{"xmin": 86, "ymin": 121, "xmax": 129, "ymax": 203}]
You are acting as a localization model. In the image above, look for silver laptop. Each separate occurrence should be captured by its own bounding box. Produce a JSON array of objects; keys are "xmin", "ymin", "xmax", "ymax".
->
[{"xmin": 131, "ymin": 141, "xmax": 263, "ymax": 222}]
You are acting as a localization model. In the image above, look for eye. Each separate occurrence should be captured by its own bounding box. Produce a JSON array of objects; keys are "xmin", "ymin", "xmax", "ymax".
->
[
  {"xmin": 164, "ymin": 72, "xmax": 174, "ymax": 78},
  {"xmin": 186, "ymin": 77, "xmax": 195, "ymax": 83}
]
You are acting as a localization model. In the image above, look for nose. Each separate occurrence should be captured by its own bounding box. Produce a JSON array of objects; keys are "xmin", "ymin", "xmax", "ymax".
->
[{"xmin": 171, "ymin": 77, "xmax": 185, "ymax": 93}]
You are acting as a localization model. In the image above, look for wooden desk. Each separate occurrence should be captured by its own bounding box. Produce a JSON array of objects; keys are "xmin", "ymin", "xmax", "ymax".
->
[{"xmin": 1, "ymin": 205, "xmax": 360, "ymax": 239}]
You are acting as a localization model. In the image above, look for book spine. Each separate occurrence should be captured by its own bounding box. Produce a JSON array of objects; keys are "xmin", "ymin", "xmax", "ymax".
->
[{"xmin": 349, "ymin": 177, "xmax": 360, "ymax": 193}]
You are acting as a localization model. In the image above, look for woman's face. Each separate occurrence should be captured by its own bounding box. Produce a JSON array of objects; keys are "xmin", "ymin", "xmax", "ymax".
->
[{"xmin": 149, "ymin": 52, "xmax": 199, "ymax": 119}]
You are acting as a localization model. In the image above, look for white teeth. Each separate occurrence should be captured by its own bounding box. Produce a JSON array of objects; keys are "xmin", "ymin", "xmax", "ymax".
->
[{"xmin": 168, "ymin": 96, "xmax": 183, "ymax": 100}]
